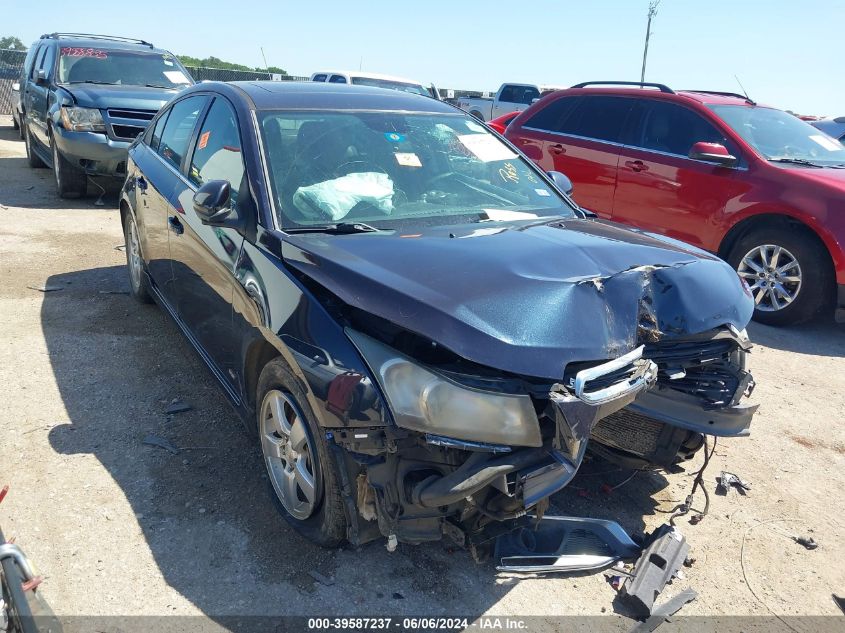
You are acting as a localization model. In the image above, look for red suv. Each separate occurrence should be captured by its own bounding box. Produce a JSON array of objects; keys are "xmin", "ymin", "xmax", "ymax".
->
[{"xmin": 505, "ymin": 81, "xmax": 845, "ymax": 326}]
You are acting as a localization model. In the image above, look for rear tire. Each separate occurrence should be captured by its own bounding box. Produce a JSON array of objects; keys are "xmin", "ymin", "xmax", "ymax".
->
[
  {"xmin": 24, "ymin": 124, "xmax": 45, "ymax": 168},
  {"xmin": 52, "ymin": 137, "xmax": 87, "ymax": 199},
  {"xmin": 728, "ymin": 225, "xmax": 831, "ymax": 326},
  {"xmin": 257, "ymin": 359, "xmax": 347, "ymax": 547}
]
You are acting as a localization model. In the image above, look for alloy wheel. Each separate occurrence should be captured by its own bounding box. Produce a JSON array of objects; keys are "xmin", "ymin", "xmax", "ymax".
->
[
  {"xmin": 260, "ymin": 390, "xmax": 320, "ymax": 520},
  {"xmin": 737, "ymin": 244, "xmax": 802, "ymax": 312},
  {"xmin": 126, "ymin": 217, "xmax": 143, "ymax": 291}
]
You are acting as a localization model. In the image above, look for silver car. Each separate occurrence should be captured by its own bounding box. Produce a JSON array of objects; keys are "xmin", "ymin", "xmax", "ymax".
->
[{"xmin": 811, "ymin": 116, "xmax": 845, "ymax": 142}]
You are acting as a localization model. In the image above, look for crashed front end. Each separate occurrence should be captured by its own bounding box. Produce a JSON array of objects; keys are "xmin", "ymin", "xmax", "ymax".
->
[{"xmin": 329, "ymin": 321, "xmax": 756, "ymax": 550}]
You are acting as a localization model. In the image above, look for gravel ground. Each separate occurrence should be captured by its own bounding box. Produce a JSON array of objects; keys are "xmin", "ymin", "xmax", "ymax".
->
[{"xmin": 1, "ymin": 116, "xmax": 844, "ymax": 627}]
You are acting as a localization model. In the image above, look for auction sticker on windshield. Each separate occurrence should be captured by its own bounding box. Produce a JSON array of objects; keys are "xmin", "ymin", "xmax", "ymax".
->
[
  {"xmin": 809, "ymin": 134, "xmax": 843, "ymax": 152},
  {"xmin": 394, "ymin": 152, "xmax": 422, "ymax": 167},
  {"xmin": 458, "ymin": 134, "xmax": 517, "ymax": 162},
  {"xmin": 60, "ymin": 47, "xmax": 107, "ymax": 59},
  {"xmin": 163, "ymin": 70, "xmax": 191, "ymax": 84}
]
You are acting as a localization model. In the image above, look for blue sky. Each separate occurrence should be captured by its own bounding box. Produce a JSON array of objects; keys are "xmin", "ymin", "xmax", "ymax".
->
[{"xmin": 5, "ymin": 0, "xmax": 843, "ymax": 115}]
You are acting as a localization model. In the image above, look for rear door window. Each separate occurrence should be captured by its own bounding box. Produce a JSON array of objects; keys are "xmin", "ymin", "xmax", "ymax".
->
[
  {"xmin": 521, "ymin": 96, "xmax": 581, "ymax": 132},
  {"xmin": 562, "ymin": 96, "xmax": 635, "ymax": 143},
  {"xmin": 499, "ymin": 85, "xmax": 515, "ymax": 102},
  {"xmin": 188, "ymin": 97, "xmax": 245, "ymax": 200},
  {"xmin": 630, "ymin": 100, "xmax": 729, "ymax": 156},
  {"xmin": 513, "ymin": 85, "xmax": 540, "ymax": 105},
  {"xmin": 156, "ymin": 95, "xmax": 208, "ymax": 170},
  {"xmin": 312, "ymin": 74, "xmax": 327, "ymax": 82},
  {"xmin": 329, "ymin": 74, "xmax": 347, "ymax": 84}
]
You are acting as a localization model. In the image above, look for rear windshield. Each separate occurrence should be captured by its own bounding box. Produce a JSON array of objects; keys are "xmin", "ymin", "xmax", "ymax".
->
[
  {"xmin": 57, "ymin": 48, "xmax": 193, "ymax": 88},
  {"xmin": 349, "ymin": 77, "xmax": 430, "ymax": 97},
  {"xmin": 259, "ymin": 111, "xmax": 576, "ymax": 230}
]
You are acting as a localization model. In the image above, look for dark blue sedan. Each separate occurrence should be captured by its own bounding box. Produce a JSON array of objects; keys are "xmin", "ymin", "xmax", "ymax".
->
[{"xmin": 120, "ymin": 81, "xmax": 757, "ymax": 550}]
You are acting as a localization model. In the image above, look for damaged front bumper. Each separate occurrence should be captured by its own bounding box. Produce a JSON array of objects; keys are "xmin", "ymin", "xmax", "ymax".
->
[{"xmin": 333, "ymin": 325, "xmax": 756, "ymax": 548}]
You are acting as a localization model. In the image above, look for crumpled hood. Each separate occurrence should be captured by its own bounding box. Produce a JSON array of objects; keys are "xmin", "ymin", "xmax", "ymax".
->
[
  {"xmin": 282, "ymin": 219, "xmax": 754, "ymax": 380},
  {"xmin": 60, "ymin": 83, "xmax": 181, "ymax": 111}
]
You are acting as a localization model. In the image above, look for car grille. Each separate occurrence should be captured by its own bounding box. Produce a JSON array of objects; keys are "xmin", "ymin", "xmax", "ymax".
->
[
  {"xmin": 111, "ymin": 124, "xmax": 146, "ymax": 139},
  {"xmin": 105, "ymin": 108, "xmax": 157, "ymax": 141},
  {"xmin": 643, "ymin": 337, "xmax": 747, "ymax": 407}
]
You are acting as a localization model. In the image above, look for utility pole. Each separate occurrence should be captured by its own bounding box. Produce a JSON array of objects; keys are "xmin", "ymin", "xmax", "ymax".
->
[
  {"xmin": 260, "ymin": 47, "xmax": 269, "ymax": 72},
  {"xmin": 640, "ymin": 0, "xmax": 660, "ymax": 83}
]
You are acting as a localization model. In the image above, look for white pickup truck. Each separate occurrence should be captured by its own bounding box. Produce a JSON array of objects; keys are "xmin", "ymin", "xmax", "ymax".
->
[{"xmin": 456, "ymin": 83, "xmax": 561, "ymax": 121}]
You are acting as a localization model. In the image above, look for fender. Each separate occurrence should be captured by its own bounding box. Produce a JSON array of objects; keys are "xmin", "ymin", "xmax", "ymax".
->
[
  {"xmin": 232, "ymin": 229, "xmax": 388, "ymax": 430},
  {"xmin": 719, "ymin": 203, "xmax": 845, "ymax": 283}
]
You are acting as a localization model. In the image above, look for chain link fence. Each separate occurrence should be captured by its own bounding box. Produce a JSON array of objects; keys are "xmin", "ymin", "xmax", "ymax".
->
[
  {"xmin": 0, "ymin": 49, "xmax": 27, "ymax": 118},
  {"xmin": 183, "ymin": 66, "xmax": 309, "ymax": 83}
]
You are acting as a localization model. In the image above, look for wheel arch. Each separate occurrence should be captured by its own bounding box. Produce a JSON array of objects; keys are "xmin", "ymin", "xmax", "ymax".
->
[
  {"xmin": 718, "ymin": 212, "xmax": 836, "ymax": 277},
  {"xmin": 243, "ymin": 338, "xmax": 282, "ymax": 414}
]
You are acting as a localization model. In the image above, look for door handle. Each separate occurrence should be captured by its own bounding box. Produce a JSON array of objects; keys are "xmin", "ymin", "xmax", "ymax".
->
[
  {"xmin": 136, "ymin": 176, "xmax": 148, "ymax": 193},
  {"xmin": 168, "ymin": 215, "xmax": 184, "ymax": 236},
  {"xmin": 549, "ymin": 143, "xmax": 566, "ymax": 155},
  {"xmin": 625, "ymin": 160, "xmax": 648, "ymax": 172}
]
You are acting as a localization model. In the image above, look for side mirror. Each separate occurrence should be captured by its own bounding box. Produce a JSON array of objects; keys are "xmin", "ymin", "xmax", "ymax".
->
[
  {"xmin": 689, "ymin": 142, "xmax": 737, "ymax": 166},
  {"xmin": 193, "ymin": 180, "xmax": 232, "ymax": 224},
  {"xmin": 11, "ymin": 82, "xmax": 20, "ymax": 92},
  {"xmin": 547, "ymin": 170, "xmax": 574, "ymax": 196},
  {"xmin": 36, "ymin": 69, "xmax": 47, "ymax": 85}
]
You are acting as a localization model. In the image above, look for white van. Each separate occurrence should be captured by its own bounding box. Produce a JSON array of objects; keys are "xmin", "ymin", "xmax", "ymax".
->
[{"xmin": 310, "ymin": 70, "xmax": 440, "ymax": 99}]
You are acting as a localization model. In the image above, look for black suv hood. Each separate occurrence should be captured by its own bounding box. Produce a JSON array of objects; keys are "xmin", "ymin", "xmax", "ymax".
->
[
  {"xmin": 60, "ymin": 83, "xmax": 182, "ymax": 111},
  {"xmin": 282, "ymin": 219, "xmax": 754, "ymax": 379}
]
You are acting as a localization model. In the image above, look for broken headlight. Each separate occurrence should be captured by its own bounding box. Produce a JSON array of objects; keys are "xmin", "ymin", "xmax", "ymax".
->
[{"xmin": 346, "ymin": 330, "xmax": 542, "ymax": 447}]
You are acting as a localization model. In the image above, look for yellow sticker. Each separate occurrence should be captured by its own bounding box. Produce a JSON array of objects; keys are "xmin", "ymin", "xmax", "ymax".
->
[{"xmin": 395, "ymin": 152, "xmax": 422, "ymax": 167}]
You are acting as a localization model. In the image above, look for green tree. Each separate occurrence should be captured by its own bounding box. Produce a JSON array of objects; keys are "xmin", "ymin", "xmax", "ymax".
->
[
  {"xmin": 177, "ymin": 54, "xmax": 287, "ymax": 76},
  {"xmin": 0, "ymin": 36, "xmax": 27, "ymax": 51}
]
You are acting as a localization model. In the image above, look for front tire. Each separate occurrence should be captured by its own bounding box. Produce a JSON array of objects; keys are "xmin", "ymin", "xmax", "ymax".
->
[
  {"xmin": 52, "ymin": 137, "xmax": 87, "ymax": 199},
  {"xmin": 123, "ymin": 212, "xmax": 153, "ymax": 304},
  {"xmin": 728, "ymin": 226, "xmax": 831, "ymax": 326},
  {"xmin": 257, "ymin": 359, "xmax": 347, "ymax": 547},
  {"xmin": 24, "ymin": 124, "xmax": 45, "ymax": 168}
]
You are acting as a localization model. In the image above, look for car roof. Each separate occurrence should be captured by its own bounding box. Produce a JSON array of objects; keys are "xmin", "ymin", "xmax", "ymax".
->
[
  {"xmin": 310, "ymin": 70, "xmax": 426, "ymax": 86},
  {"xmin": 561, "ymin": 86, "xmax": 761, "ymax": 107},
  {"xmin": 39, "ymin": 35, "xmax": 166, "ymax": 54},
  {"xmin": 219, "ymin": 81, "xmax": 456, "ymax": 113}
]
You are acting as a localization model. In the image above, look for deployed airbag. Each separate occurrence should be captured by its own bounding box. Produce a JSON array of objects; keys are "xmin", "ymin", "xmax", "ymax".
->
[{"xmin": 293, "ymin": 172, "xmax": 394, "ymax": 221}]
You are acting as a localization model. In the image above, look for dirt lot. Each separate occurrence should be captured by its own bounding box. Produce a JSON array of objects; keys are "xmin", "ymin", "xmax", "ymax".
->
[{"xmin": 1, "ymin": 115, "xmax": 844, "ymax": 627}]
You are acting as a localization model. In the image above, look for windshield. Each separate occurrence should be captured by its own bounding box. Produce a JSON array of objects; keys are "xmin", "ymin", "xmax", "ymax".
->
[
  {"xmin": 57, "ymin": 48, "xmax": 193, "ymax": 88},
  {"xmin": 349, "ymin": 77, "xmax": 430, "ymax": 97},
  {"xmin": 260, "ymin": 111, "xmax": 576, "ymax": 230},
  {"xmin": 711, "ymin": 105, "xmax": 845, "ymax": 166}
]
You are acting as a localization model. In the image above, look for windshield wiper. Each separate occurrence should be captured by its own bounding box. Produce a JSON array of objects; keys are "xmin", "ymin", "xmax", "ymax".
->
[
  {"xmin": 65, "ymin": 80, "xmax": 120, "ymax": 86},
  {"xmin": 143, "ymin": 83, "xmax": 175, "ymax": 89},
  {"xmin": 284, "ymin": 222, "xmax": 381, "ymax": 235},
  {"xmin": 768, "ymin": 157, "xmax": 824, "ymax": 168}
]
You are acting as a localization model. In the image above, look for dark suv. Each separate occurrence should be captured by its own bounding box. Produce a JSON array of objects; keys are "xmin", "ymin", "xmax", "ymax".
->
[
  {"xmin": 19, "ymin": 33, "xmax": 193, "ymax": 198},
  {"xmin": 506, "ymin": 81, "xmax": 845, "ymax": 326}
]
